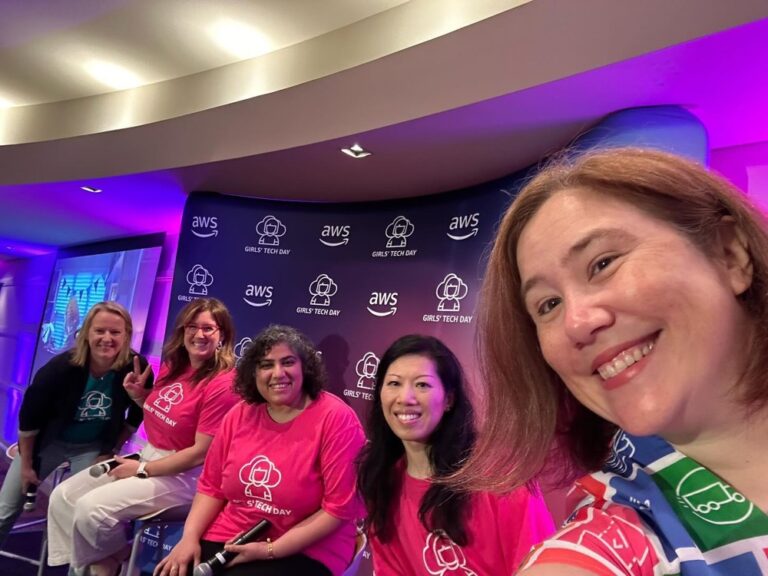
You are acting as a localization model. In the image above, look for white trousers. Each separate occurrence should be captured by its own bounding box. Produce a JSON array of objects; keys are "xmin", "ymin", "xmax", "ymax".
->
[{"xmin": 46, "ymin": 443, "xmax": 200, "ymax": 568}]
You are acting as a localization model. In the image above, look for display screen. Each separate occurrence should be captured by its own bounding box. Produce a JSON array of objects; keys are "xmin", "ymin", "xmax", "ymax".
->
[{"xmin": 30, "ymin": 240, "xmax": 163, "ymax": 379}]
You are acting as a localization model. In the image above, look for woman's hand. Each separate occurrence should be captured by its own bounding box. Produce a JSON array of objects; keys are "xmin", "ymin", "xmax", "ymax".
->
[
  {"xmin": 20, "ymin": 465, "xmax": 39, "ymax": 493},
  {"xmin": 154, "ymin": 536, "xmax": 201, "ymax": 576},
  {"xmin": 108, "ymin": 455, "xmax": 141, "ymax": 479},
  {"xmin": 223, "ymin": 539, "xmax": 270, "ymax": 566},
  {"xmin": 123, "ymin": 356, "xmax": 152, "ymax": 403}
]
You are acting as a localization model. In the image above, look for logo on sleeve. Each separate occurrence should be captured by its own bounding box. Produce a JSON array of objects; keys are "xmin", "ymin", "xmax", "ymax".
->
[
  {"xmin": 153, "ymin": 383, "xmax": 184, "ymax": 413},
  {"xmin": 240, "ymin": 455, "xmax": 282, "ymax": 501},
  {"xmin": 255, "ymin": 215, "xmax": 286, "ymax": 246},
  {"xmin": 78, "ymin": 391, "xmax": 112, "ymax": 419},
  {"xmin": 422, "ymin": 531, "xmax": 477, "ymax": 576}
]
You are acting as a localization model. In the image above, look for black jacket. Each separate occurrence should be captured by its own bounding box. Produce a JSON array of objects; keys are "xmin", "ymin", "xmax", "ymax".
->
[{"xmin": 18, "ymin": 351, "xmax": 154, "ymax": 466}]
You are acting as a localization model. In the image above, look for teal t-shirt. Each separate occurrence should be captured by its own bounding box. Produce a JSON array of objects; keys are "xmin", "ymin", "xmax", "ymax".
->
[{"xmin": 60, "ymin": 372, "xmax": 115, "ymax": 443}]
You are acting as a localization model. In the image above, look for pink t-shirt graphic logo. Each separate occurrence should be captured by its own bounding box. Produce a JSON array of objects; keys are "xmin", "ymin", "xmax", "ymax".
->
[
  {"xmin": 153, "ymin": 382, "xmax": 184, "ymax": 413},
  {"xmin": 239, "ymin": 455, "xmax": 282, "ymax": 502},
  {"xmin": 422, "ymin": 531, "xmax": 477, "ymax": 576}
]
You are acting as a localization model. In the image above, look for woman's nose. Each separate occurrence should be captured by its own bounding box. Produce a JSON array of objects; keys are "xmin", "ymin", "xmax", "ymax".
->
[{"xmin": 563, "ymin": 295, "xmax": 614, "ymax": 347}]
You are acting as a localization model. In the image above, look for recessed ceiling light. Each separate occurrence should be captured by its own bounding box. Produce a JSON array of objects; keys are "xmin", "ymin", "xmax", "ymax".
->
[
  {"xmin": 81, "ymin": 186, "xmax": 103, "ymax": 193},
  {"xmin": 208, "ymin": 19, "xmax": 272, "ymax": 59},
  {"xmin": 84, "ymin": 60, "xmax": 142, "ymax": 90},
  {"xmin": 341, "ymin": 144, "xmax": 372, "ymax": 159}
]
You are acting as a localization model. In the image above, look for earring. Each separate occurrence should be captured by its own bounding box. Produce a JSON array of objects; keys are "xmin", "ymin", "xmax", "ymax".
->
[{"xmin": 217, "ymin": 341, "xmax": 223, "ymax": 350}]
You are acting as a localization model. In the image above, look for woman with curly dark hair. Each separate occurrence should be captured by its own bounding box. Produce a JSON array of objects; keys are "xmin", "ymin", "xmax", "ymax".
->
[
  {"xmin": 357, "ymin": 335, "xmax": 553, "ymax": 575},
  {"xmin": 157, "ymin": 325, "xmax": 365, "ymax": 576}
]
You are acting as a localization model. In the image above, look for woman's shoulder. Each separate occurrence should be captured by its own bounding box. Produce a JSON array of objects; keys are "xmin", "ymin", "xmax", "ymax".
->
[{"xmin": 313, "ymin": 391, "xmax": 362, "ymax": 423}]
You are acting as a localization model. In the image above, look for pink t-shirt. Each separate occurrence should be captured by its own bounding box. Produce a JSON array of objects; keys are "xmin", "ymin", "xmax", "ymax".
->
[
  {"xmin": 198, "ymin": 391, "xmax": 365, "ymax": 576},
  {"xmin": 369, "ymin": 460, "xmax": 555, "ymax": 575},
  {"xmin": 142, "ymin": 365, "xmax": 238, "ymax": 451}
]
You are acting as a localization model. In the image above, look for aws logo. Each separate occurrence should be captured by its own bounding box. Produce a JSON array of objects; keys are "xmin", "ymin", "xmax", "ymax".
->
[
  {"xmin": 191, "ymin": 216, "xmax": 218, "ymax": 238},
  {"xmin": 446, "ymin": 213, "xmax": 479, "ymax": 241},
  {"xmin": 319, "ymin": 225, "xmax": 350, "ymax": 247},
  {"xmin": 243, "ymin": 284, "xmax": 273, "ymax": 308},
  {"xmin": 366, "ymin": 291, "xmax": 398, "ymax": 317}
]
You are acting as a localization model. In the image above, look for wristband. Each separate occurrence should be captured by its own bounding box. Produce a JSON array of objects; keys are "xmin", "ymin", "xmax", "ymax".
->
[{"xmin": 266, "ymin": 538, "xmax": 274, "ymax": 560}]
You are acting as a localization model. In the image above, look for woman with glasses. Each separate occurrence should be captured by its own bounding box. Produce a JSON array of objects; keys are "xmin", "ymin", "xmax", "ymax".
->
[{"xmin": 48, "ymin": 298, "xmax": 239, "ymax": 576}]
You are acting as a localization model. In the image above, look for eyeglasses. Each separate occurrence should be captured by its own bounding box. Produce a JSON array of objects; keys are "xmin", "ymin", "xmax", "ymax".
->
[{"xmin": 184, "ymin": 324, "xmax": 219, "ymax": 336}]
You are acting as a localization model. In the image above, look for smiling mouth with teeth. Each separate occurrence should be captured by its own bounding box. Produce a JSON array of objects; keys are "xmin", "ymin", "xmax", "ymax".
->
[
  {"xmin": 597, "ymin": 340, "xmax": 655, "ymax": 380},
  {"xmin": 396, "ymin": 413, "xmax": 420, "ymax": 422}
]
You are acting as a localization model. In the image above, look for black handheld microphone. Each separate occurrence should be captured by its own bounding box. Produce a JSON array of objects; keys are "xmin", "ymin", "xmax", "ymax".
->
[
  {"xmin": 88, "ymin": 453, "xmax": 141, "ymax": 478},
  {"xmin": 192, "ymin": 519, "xmax": 270, "ymax": 576},
  {"xmin": 22, "ymin": 484, "xmax": 38, "ymax": 512}
]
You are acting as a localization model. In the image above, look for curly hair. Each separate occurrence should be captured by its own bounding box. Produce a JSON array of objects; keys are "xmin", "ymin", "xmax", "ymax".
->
[
  {"xmin": 235, "ymin": 325, "xmax": 326, "ymax": 404},
  {"xmin": 162, "ymin": 298, "xmax": 236, "ymax": 386},
  {"xmin": 357, "ymin": 335, "xmax": 476, "ymax": 545}
]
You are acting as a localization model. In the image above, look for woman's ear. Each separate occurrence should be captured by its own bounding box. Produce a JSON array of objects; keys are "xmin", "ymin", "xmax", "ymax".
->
[
  {"xmin": 445, "ymin": 392, "xmax": 455, "ymax": 412},
  {"xmin": 716, "ymin": 216, "xmax": 753, "ymax": 296}
]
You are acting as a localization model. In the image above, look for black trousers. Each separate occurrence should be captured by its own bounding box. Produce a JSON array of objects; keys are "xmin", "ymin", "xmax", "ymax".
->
[{"xmin": 196, "ymin": 539, "xmax": 332, "ymax": 576}]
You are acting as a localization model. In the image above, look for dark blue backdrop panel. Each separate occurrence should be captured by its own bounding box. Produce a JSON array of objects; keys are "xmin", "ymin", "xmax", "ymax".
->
[{"xmin": 169, "ymin": 181, "xmax": 510, "ymax": 421}]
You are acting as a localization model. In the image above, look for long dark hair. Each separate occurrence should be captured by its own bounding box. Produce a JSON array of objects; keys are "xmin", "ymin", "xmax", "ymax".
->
[{"xmin": 357, "ymin": 335, "xmax": 476, "ymax": 545}]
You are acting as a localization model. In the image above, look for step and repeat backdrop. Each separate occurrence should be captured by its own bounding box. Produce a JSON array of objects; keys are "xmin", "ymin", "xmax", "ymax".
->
[
  {"xmin": 156, "ymin": 106, "xmax": 708, "ymax": 575},
  {"xmin": 168, "ymin": 181, "xmax": 511, "ymax": 419}
]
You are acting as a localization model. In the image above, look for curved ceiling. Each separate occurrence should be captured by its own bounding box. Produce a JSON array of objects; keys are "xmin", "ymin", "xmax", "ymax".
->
[{"xmin": 0, "ymin": 0, "xmax": 767, "ymax": 257}]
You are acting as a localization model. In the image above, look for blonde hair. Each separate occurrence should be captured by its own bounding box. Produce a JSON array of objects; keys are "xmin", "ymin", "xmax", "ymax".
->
[{"xmin": 70, "ymin": 301, "xmax": 133, "ymax": 369}]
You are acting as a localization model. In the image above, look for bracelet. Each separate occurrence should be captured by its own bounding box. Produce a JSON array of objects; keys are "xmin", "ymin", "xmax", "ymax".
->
[{"xmin": 266, "ymin": 538, "xmax": 274, "ymax": 560}]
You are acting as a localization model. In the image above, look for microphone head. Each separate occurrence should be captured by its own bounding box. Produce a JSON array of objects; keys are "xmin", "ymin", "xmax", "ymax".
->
[
  {"xmin": 89, "ymin": 463, "xmax": 107, "ymax": 478},
  {"xmin": 192, "ymin": 563, "xmax": 213, "ymax": 576}
]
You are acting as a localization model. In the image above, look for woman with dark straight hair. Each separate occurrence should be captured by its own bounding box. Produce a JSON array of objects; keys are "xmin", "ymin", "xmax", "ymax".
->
[
  {"xmin": 456, "ymin": 147, "xmax": 768, "ymax": 575},
  {"xmin": 358, "ymin": 335, "xmax": 553, "ymax": 575}
]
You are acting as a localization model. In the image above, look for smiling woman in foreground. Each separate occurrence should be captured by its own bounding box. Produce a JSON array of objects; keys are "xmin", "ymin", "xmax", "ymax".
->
[{"xmin": 455, "ymin": 147, "xmax": 768, "ymax": 575}]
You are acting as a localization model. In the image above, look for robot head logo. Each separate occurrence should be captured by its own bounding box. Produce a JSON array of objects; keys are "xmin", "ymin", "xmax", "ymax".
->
[
  {"xmin": 436, "ymin": 273, "xmax": 468, "ymax": 312},
  {"xmin": 234, "ymin": 337, "xmax": 254, "ymax": 364},
  {"xmin": 239, "ymin": 455, "xmax": 282, "ymax": 502},
  {"xmin": 385, "ymin": 216, "xmax": 414, "ymax": 248},
  {"xmin": 186, "ymin": 265, "xmax": 214, "ymax": 296},
  {"xmin": 153, "ymin": 382, "xmax": 184, "ymax": 413},
  {"xmin": 422, "ymin": 531, "xmax": 476, "ymax": 576},
  {"xmin": 355, "ymin": 352, "xmax": 380, "ymax": 390},
  {"xmin": 255, "ymin": 215, "xmax": 287, "ymax": 246},
  {"xmin": 309, "ymin": 274, "xmax": 338, "ymax": 307},
  {"xmin": 80, "ymin": 391, "xmax": 112, "ymax": 418}
]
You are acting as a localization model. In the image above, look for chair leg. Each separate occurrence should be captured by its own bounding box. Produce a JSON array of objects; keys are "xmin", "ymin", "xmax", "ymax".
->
[
  {"xmin": 37, "ymin": 533, "xmax": 47, "ymax": 576},
  {"xmin": 124, "ymin": 525, "xmax": 142, "ymax": 576}
]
